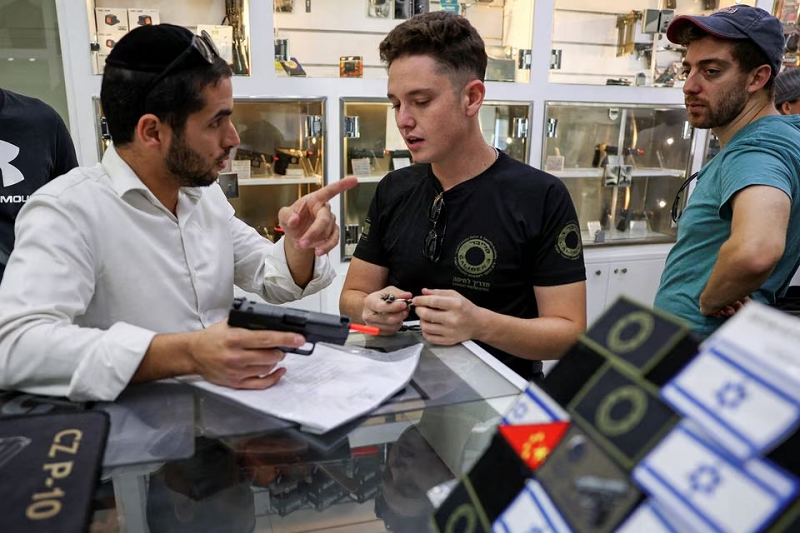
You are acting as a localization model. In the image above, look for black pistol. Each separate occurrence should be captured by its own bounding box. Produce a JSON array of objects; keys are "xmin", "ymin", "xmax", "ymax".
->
[{"xmin": 228, "ymin": 297, "xmax": 351, "ymax": 355}]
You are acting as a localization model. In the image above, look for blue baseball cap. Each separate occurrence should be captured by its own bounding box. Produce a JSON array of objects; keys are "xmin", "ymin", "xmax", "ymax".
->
[{"xmin": 666, "ymin": 5, "xmax": 784, "ymax": 76}]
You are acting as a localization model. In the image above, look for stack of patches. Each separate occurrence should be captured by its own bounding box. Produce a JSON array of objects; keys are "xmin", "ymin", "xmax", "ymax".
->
[{"xmin": 432, "ymin": 297, "xmax": 800, "ymax": 533}]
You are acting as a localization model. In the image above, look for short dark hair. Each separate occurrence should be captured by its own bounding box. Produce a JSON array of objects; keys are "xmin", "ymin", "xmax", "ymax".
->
[
  {"xmin": 677, "ymin": 24, "xmax": 776, "ymax": 93},
  {"xmin": 379, "ymin": 12, "xmax": 487, "ymax": 86},
  {"xmin": 100, "ymin": 57, "xmax": 231, "ymax": 146}
]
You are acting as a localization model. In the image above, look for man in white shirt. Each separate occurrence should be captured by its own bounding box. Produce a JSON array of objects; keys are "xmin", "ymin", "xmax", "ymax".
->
[{"xmin": 0, "ymin": 24, "xmax": 356, "ymax": 401}]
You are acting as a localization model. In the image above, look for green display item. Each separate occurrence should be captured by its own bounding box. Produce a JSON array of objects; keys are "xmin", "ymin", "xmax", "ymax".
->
[{"xmin": 536, "ymin": 425, "xmax": 643, "ymax": 533}]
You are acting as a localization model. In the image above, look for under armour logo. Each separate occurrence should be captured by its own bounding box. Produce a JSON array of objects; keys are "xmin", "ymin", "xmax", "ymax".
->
[{"xmin": 0, "ymin": 140, "xmax": 24, "ymax": 187}]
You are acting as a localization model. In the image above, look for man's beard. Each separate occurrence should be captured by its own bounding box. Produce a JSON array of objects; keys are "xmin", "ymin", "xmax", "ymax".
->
[
  {"xmin": 165, "ymin": 133, "xmax": 223, "ymax": 188},
  {"xmin": 686, "ymin": 83, "xmax": 748, "ymax": 129}
]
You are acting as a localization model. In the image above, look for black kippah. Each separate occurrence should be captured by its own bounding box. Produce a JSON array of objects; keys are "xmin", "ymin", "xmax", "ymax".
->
[{"xmin": 105, "ymin": 23, "xmax": 194, "ymax": 73}]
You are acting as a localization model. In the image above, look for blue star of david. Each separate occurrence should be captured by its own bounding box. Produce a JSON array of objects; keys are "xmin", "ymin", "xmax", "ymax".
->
[
  {"xmin": 512, "ymin": 400, "xmax": 529, "ymax": 419},
  {"xmin": 715, "ymin": 382, "xmax": 747, "ymax": 409},
  {"xmin": 689, "ymin": 464, "xmax": 721, "ymax": 495}
]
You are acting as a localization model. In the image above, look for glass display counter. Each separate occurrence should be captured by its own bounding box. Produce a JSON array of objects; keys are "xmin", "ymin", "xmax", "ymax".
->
[
  {"xmin": 273, "ymin": 0, "xmax": 533, "ymax": 81},
  {"xmin": 87, "ymin": 0, "xmax": 251, "ymax": 76},
  {"xmin": 339, "ymin": 97, "xmax": 532, "ymax": 259},
  {"xmin": 13, "ymin": 331, "xmax": 522, "ymax": 532},
  {"xmin": 549, "ymin": 0, "xmax": 756, "ymax": 87},
  {"xmin": 93, "ymin": 96, "xmax": 325, "ymax": 241},
  {"xmin": 543, "ymin": 101, "xmax": 694, "ymax": 246}
]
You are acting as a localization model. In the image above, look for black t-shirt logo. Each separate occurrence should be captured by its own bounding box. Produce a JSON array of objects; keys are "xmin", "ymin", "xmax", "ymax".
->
[
  {"xmin": 0, "ymin": 140, "xmax": 24, "ymax": 187},
  {"xmin": 455, "ymin": 236, "xmax": 497, "ymax": 278},
  {"xmin": 360, "ymin": 219, "xmax": 371, "ymax": 241},
  {"xmin": 556, "ymin": 221, "xmax": 582, "ymax": 260}
]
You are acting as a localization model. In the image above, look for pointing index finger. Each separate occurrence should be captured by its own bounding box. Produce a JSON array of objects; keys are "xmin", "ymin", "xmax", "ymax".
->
[{"xmin": 311, "ymin": 176, "xmax": 358, "ymax": 203}]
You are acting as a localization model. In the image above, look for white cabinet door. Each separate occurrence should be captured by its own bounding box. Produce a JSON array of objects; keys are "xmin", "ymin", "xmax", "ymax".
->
[
  {"xmin": 605, "ymin": 258, "xmax": 667, "ymax": 309},
  {"xmin": 585, "ymin": 264, "xmax": 610, "ymax": 327}
]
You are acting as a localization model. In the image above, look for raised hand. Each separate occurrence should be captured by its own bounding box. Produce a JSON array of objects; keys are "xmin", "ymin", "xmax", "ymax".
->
[{"xmin": 279, "ymin": 176, "xmax": 358, "ymax": 256}]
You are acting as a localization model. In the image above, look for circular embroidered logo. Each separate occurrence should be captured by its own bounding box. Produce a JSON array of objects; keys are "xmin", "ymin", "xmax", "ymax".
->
[
  {"xmin": 556, "ymin": 221, "xmax": 582, "ymax": 260},
  {"xmin": 455, "ymin": 237, "xmax": 497, "ymax": 277},
  {"xmin": 595, "ymin": 385, "xmax": 648, "ymax": 437},
  {"xmin": 606, "ymin": 311, "xmax": 655, "ymax": 354}
]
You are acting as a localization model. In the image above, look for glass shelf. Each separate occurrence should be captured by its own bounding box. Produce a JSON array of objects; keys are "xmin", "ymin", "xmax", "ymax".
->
[
  {"xmin": 549, "ymin": 0, "xmax": 756, "ymax": 87},
  {"xmin": 273, "ymin": 0, "xmax": 533, "ymax": 81},
  {"xmin": 543, "ymin": 101, "xmax": 694, "ymax": 246},
  {"xmin": 227, "ymin": 97, "xmax": 325, "ymax": 241},
  {"xmin": 88, "ymin": 0, "xmax": 251, "ymax": 76}
]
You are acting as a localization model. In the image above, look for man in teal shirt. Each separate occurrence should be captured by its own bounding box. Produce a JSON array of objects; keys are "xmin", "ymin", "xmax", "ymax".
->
[{"xmin": 655, "ymin": 6, "xmax": 800, "ymax": 336}]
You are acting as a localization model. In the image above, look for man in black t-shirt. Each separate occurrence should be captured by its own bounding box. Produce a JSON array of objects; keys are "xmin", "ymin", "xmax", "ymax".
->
[
  {"xmin": 0, "ymin": 89, "xmax": 78, "ymax": 281},
  {"xmin": 339, "ymin": 13, "xmax": 587, "ymax": 380}
]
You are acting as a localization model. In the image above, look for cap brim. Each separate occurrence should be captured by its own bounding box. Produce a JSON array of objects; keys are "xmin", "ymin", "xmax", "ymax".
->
[{"xmin": 666, "ymin": 14, "xmax": 749, "ymax": 45}]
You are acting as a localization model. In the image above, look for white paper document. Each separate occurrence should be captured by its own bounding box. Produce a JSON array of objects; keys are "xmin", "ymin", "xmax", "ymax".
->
[{"xmin": 182, "ymin": 343, "xmax": 422, "ymax": 434}]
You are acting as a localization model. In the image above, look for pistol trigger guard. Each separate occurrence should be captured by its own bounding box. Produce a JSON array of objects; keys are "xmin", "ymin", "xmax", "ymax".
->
[{"xmin": 287, "ymin": 343, "xmax": 315, "ymax": 356}]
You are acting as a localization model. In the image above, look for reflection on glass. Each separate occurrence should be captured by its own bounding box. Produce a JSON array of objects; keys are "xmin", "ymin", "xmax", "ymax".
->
[
  {"xmin": 0, "ymin": 0, "xmax": 70, "ymax": 127},
  {"xmin": 375, "ymin": 425, "xmax": 453, "ymax": 532},
  {"xmin": 146, "ymin": 438, "xmax": 255, "ymax": 533},
  {"xmin": 543, "ymin": 102, "xmax": 694, "ymax": 245}
]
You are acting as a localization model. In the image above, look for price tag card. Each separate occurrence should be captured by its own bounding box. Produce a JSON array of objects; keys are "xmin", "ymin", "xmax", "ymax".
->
[
  {"xmin": 392, "ymin": 157, "xmax": 411, "ymax": 170},
  {"xmin": 351, "ymin": 157, "xmax": 372, "ymax": 177},
  {"xmin": 231, "ymin": 159, "xmax": 250, "ymax": 180}
]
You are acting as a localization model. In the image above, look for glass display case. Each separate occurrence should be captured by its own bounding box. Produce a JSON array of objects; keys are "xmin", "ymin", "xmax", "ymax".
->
[
  {"xmin": 227, "ymin": 98, "xmax": 325, "ymax": 241},
  {"xmin": 339, "ymin": 98, "xmax": 532, "ymax": 258},
  {"xmin": 87, "ymin": 0, "xmax": 250, "ymax": 76},
  {"xmin": 703, "ymin": 131, "xmax": 720, "ymax": 166},
  {"xmin": 93, "ymin": 97, "xmax": 325, "ymax": 242},
  {"xmin": 273, "ymin": 0, "xmax": 533, "ymax": 81},
  {"xmin": 542, "ymin": 101, "xmax": 694, "ymax": 246},
  {"xmin": 0, "ymin": 0, "xmax": 71, "ymax": 127},
  {"xmin": 549, "ymin": 0, "xmax": 756, "ymax": 87},
  {"xmin": 774, "ymin": 0, "xmax": 800, "ymax": 68}
]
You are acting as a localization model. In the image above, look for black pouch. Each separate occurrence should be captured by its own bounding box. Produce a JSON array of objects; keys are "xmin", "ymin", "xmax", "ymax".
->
[{"xmin": 0, "ymin": 411, "xmax": 109, "ymax": 533}]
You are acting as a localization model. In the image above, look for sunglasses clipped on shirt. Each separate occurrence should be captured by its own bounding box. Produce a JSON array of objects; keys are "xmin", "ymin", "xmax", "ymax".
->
[
  {"xmin": 423, "ymin": 192, "xmax": 446, "ymax": 262},
  {"xmin": 671, "ymin": 171, "xmax": 699, "ymax": 224}
]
